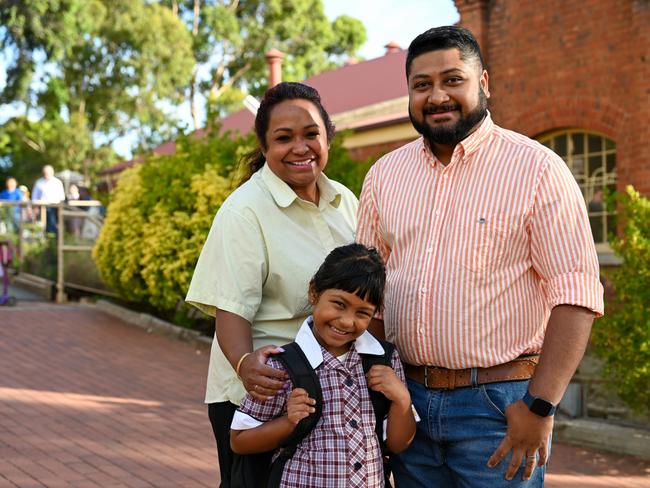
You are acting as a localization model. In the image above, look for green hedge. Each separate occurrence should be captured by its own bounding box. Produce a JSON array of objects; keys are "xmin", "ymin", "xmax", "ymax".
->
[{"xmin": 592, "ymin": 186, "xmax": 650, "ymax": 415}]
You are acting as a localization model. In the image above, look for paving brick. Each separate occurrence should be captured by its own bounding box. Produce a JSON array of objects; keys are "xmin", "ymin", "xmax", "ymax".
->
[{"xmin": 2, "ymin": 303, "xmax": 648, "ymax": 487}]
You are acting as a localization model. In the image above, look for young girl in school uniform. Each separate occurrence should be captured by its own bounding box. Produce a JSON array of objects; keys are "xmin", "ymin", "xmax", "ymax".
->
[{"xmin": 230, "ymin": 243, "xmax": 417, "ymax": 487}]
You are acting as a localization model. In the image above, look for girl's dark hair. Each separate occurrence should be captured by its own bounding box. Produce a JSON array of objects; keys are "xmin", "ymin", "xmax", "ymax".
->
[
  {"xmin": 406, "ymin": 26, "xmax": 485, "ymax": 78},
  {"xmin": 241, "ymin": 82, "xmax": 336, "ymax": 182},
  {"xmin": 310, "ymin": 243, "xmax": 386, "ymax": 309}
]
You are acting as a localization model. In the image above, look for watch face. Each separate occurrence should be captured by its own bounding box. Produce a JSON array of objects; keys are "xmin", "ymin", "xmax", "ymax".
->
[{"xmin": 531, "ymin": 398, "xmax": 554, "ymax": 417}]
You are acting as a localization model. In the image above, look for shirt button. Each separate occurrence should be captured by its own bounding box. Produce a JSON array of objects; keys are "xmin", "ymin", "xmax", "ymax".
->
[
  {"xmin": 344, "ymin": 378, "xmax": 354, "ymax": 387},
  {"xmin": 419, "ymin": 327, "xmax": 424, "ymax": 333},
  {"xmin": 349, "ymin": 419, "xmax": 358, "ymax": 428},
  {"xmin": 435, "ymin": 210, "xmax": 441, "ymax": 216},
  {"xmin": 421, "ymin": 287, "xmax": 427, "ymax": 293},
  {"xmin": 426, "ymin": 248, "xmax": 433, "ymax": 253},
  {"xmin": 354, "ymin": 462, "xmax": 363, "ymax": 471}
]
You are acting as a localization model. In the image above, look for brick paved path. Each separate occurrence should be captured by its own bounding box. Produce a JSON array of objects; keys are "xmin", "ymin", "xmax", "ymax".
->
[{"xmin": 1, "ymin": 303, "xmax": 649, "ymax": 487}]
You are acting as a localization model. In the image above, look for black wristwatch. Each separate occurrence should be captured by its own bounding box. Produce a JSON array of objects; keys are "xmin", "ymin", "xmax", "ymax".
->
[{"xmin": 522, "ymin": 390, "xmax": 556, "ymax": 417}]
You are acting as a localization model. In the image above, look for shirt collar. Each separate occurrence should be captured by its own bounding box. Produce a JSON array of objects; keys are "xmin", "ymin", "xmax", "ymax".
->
[
  {"xmin": 294, "ymin": 316, "xmax": 385, "ymax": 369},
  {"xmin": 419, "ymin": 110, "xmax": 495, "ymax": 164},
  {"xmin": 260, "ymin": 164, "xmax": 341, "ymax": 209}
]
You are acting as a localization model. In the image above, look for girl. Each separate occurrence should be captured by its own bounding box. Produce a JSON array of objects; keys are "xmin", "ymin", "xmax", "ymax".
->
[{"xmin": 230, "ymin": 243, "xmax": 416, "ymax": 487}]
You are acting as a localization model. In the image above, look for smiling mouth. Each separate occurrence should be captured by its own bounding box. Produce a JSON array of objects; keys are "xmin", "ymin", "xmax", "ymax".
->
[
  {"xmin": 285, "ymin": 158, "xmax": 315, "ymax": 167},
  {"xmin": 330, "ymin": 325, "xmax": 350, "ymax": 336}
]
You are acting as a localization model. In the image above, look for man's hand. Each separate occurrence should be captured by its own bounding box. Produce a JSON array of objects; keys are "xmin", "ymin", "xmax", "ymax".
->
[
  {"xmin": 286, "ymin": 388, "xmax": 316, "ymax": 425},
  {"xmin": 487, "ymin": 400, "xmax": 553, "ymax": 481},
  {"xmin": 238, "ymin": 345, "xmax": 287, "ymax": 402}
]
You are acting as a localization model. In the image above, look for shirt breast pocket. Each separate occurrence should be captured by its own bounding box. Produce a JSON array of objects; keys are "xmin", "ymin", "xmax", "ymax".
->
[{"xmin": 452, "ymin": 212, "xmax": 512, "ymax": 281}]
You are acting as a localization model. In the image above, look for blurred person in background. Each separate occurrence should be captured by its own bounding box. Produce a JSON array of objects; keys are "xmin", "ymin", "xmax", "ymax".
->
[
  {"xmin": 0, "ymin": 176, "xmax": 24, "ymax": 233},
  {"xmin": 32, "ymin": 165, "xmax": 65, "ymax": 234}
]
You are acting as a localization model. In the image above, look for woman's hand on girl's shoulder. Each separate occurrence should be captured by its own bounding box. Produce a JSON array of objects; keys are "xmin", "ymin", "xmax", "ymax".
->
[{"xmin": 239, "ymin": 345, "xmax": 288, "ymax": 402}]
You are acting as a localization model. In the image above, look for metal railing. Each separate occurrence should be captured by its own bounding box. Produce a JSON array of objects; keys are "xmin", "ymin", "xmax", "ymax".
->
[{"xmin": 0, "ymin": 199, "xmax": 117, "ymax": 302}]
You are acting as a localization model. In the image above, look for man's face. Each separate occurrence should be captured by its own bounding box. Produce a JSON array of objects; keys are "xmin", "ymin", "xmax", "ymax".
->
[
  {"xmin": 408, "ymin": 48, "xmax": 490, "ymax": 147},
  {"xmin": 6, "ymin": 178, "xmax": 17, "ymax": 191},
  {"xmin": 43, "ymin": 166, "xmax": 54, "ymax": 179}
]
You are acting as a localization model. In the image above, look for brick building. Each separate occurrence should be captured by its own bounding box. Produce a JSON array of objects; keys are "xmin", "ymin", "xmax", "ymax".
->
[{"xmin": 456, "ymin": 0, "xmax": 650, "ymax": 259}]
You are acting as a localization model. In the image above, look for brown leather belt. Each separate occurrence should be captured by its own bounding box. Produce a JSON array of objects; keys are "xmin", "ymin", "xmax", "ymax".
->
[{"xmin": 404, "ymin": 355, "xmax": 539, "ymax": 390}]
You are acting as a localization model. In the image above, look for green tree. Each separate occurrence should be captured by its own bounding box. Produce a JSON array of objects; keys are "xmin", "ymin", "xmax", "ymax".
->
[
  {"xmin": 592, "ymin": 186, "xmax": 650, "ymax": 415},
  {"xmin": 0, "ymin": 0, "xmax": 195, "ymax": 181},
  {"xmin": 161, "ymin": 0, "xmax": 367, "ymax": 127}
]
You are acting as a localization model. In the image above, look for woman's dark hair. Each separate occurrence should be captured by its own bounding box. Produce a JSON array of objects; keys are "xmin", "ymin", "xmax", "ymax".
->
[
  {"xmin": 406, "ymin": 26, "xmax": 485, "ymax": 79},
  {"xmin": 241, "ymin": 82, "xmax": 336, "ymax": 181},
  {"xmin": 310, "ymin": 243, "xmax": 386, "ymax": 309}
]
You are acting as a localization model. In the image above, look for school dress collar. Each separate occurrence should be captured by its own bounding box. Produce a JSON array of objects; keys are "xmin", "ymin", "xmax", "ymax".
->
[
  {"xmin": 260, "ymin": 164, "xmax": 342, "ymax": 209},
  {"xmin": 294, "ymin": 316, "xmax": 385, "ymax": 370}
]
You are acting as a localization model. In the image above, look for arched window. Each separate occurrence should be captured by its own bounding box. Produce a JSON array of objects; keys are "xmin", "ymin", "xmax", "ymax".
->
[{"xmin": 538, "ymin": 130, "xmax": 616, "ymax": 249}]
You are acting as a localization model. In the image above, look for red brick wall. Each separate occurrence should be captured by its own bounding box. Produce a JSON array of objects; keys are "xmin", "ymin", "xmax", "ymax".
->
[{"xmin": 456, "ymin": 0, "xmax": 650, "ymax": 195}]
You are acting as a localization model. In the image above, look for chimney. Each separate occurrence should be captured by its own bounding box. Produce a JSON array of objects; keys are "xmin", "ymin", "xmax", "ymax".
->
[
  {"xmin": 384, "ymin": 41, "xmax": 401, "ymax": 55},
  {"xmin": 265, "ymin": 48, "xmax": 284, "ymax": 88}
]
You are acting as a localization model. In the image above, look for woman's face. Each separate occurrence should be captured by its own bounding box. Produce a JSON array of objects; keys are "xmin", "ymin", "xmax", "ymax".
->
[{"xmin": 262, "ymin": 99, "xmax": 329, "ymax": 203}]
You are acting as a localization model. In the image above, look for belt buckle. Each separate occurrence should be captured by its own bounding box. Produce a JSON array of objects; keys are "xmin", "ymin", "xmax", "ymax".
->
[{"xmin": 424, "ymin": 365, "xmax": 430, "ymax": 388}]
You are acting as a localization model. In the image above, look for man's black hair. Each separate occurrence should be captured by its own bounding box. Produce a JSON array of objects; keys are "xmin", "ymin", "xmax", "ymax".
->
[
  {"xmin": 310, "ymin": 243, "xmax": 386, "ymax": 309},
  {"xmin": 406, "ymin": 26, "xmax": 485, "ymax": 78}
]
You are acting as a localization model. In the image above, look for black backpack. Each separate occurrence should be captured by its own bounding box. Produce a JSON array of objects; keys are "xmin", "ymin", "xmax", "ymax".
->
[{"xmin": 231, "ymin": 339, "xmax": 396, "ymax": 488}]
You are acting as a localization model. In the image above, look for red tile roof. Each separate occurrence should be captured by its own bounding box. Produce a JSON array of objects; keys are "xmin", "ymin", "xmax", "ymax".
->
[{"xmin": 100, "ymin": 50, "xmax": 408, "ymax": 176}]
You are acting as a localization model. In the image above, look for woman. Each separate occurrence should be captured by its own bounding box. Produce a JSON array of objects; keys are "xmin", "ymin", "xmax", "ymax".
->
[{"xmin": 186, "ymin": 82, "xmax": 358, "ymax": 487}]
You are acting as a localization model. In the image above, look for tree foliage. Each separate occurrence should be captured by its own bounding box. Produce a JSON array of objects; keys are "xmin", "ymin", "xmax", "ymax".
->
[
  {"xmin": 591, "ymin": 186, "xmax": 650, "ymax": 415},
  {"xmin": 1, "ymin": 0, "xmax": 195, "ymax": 181},
  {"xmin": 1, "ymin": 0, "xmax": 366, "ymax": 186},
  {"xmin": 160, "ymin": 0, "xmax": 367, "ymax": 125}
]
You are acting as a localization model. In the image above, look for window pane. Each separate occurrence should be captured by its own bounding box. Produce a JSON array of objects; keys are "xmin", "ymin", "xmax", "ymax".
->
[
  {"xmin": 554, "ymin": 135, "xmax": 567, "ymax": 157},
  {"xmin": 606, "ymin": 153, "xmax": 616, "ymax": 173},
  {"xmin": 588, "ymin": 134, "xmax": 602, "ymax": 153},
  {"xmin": 605, "ymin": 138, "xmax": 615, "ymax": 151},
  {"xmin": 588, "ymin": 155, "xmax": 602, "ymax": 177},
  {"xmin": 571, "ymin": 132, "xmax": 584, "ymax": 155}
]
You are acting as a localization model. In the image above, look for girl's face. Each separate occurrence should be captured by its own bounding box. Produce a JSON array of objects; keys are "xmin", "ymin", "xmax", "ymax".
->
[
  {"xmin": 309, "ymin": 287, "xmax": 377, "ymax": 357},
  {"xmin": 262, "ymin": 99, "xmax": 329, "ymax": 204}
]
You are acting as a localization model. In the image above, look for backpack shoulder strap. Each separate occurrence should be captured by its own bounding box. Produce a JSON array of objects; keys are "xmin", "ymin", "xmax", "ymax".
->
[
  {"xmin": 267, "ymin": 341, "xmax": 323, "ymax": 487},
  {"xmin": 361, "ymin": 339, "xmax": 396, "ymax": 488},
  {"xmin": 360, "ymin": 339, "xmax": 395, "ymax": 444},
  {"xmin": 275, "ymin": 341, "xmax": 324, "ymax": 447}
]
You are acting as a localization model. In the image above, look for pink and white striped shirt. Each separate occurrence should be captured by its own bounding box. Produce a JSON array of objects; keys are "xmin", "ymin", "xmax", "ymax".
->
[{"xmin": 357, "ymin": 113, "xmax": 604, "ymax": 369}]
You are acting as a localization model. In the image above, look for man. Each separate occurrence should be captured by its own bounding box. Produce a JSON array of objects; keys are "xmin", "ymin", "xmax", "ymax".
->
[
  {"xmin": 357, "ymin": 26, "xmax": 603, "ymax": 487},
  {"xmin": 32, "ymin": 165, "xmax": 65, "ymax": 234},
  {"xmin": 0, "ymin": 177, "xmax": 24, "ymax": 232}
]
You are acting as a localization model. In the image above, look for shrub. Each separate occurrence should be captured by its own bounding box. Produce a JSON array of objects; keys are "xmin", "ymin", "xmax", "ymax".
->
[
  {"xmin": 324, "ymin": 133, "xmax": 374, "ymax": 196},
  {"xmin": 591, "ymin": 186, "xmax": 650, "ymax": 415},
  {"xmin": 93, "ymin": 131, "xmax": 249, "ymax": 311}
]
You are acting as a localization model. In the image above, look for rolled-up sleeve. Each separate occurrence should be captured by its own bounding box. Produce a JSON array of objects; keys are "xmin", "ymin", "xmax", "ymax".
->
[
  {"xmin": 186, "ymin": 206, "xmax": 268, "ymax": 321},
  {"xmin": 530, "ymin": 154, "xmax": 604, "ymax": 316}
]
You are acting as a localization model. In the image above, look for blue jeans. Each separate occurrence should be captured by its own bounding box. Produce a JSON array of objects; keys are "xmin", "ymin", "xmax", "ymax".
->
[{"xmin": 391, "ymin": 378, "xmax": 548, "ymax": 487}]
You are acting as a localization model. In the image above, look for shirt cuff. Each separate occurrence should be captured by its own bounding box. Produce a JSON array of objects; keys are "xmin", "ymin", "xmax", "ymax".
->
[
  {"xmin": 231, "ymin": 410, "xmax": 264, "ymax": 430},
  {"xmin": 543, "ymin": 272, "xmax": 605, "ymax": 317}
]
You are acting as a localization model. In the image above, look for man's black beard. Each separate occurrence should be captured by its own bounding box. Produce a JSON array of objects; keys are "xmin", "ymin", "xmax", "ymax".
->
[{"xmin": 409, "ymin": 89, "xmax": 488, "ymax": 147}]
